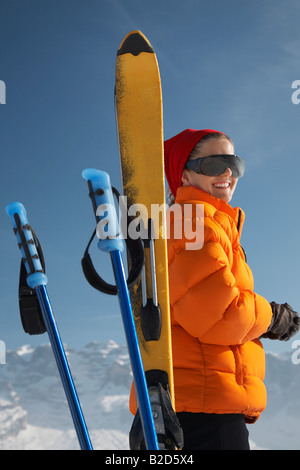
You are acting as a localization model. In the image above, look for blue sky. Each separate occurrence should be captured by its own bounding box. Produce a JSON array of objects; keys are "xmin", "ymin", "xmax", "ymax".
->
[{"xmin": 1, "ymin": 0, "xmax": 300, "ymax": 356}]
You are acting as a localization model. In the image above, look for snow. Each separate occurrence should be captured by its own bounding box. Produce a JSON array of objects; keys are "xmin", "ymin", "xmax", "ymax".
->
[
  {"xmin": 0, "ymin": 340, "xmax": 132, "ymax": 450},
  {"xmin": 0, "ymin": 341, "xmax": 299, "ymax": 450}
]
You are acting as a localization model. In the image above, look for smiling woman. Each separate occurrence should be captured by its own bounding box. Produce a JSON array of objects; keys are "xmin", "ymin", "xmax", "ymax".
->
[{"xmin": 164, "ymin": 128, "xmax": 300, "ymax": 450}]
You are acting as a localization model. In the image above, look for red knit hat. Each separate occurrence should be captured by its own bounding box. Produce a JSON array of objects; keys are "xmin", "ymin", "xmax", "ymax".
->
[{"xmin": 164, "ymin": 128, "xmax": 224, "ymax": 197}]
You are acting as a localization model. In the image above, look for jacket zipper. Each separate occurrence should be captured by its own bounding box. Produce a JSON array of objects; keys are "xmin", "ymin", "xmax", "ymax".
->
[
  {"xmin": 237, "ymin": 209, "xmax": 242, "ymax": 233},
  {"xmin": 237, "ymin": 209, "xmax": 247, "ymax": 262}
]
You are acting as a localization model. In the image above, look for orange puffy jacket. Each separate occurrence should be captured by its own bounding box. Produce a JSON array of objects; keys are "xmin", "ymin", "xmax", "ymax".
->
[{"xmin": 167, "ymin": 186, "xmax": 272, "ymax": 423}]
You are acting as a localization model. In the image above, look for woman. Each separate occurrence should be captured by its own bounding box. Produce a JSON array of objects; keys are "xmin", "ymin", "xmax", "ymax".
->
[{"xmin": 164, "ymin": 128, "xmax": 300, "ymax": 450}]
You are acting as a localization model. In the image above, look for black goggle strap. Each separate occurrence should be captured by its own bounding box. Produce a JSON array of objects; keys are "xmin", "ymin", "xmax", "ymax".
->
[{"xmin": 185, "ymin": 154, "xmax": 245, "ymax": 177}]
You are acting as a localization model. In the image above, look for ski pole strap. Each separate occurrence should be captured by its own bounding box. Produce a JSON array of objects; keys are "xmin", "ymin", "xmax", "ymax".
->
[
  {"xmin": 18, "ymin": 256, "xmax": 47, "ymax": 335},
  {"xmin": 6, "ymin": 202, "xmax": 47, "ymax": 335},
  {"xmin": 81, "ymin": 172, "xmax": 144, "ymax": 295}
]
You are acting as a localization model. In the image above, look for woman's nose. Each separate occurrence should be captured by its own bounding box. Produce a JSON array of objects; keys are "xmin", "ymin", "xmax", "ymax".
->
[{"xmin": 221, "ymin": 167, "xmax": 232, "ymax": 177}]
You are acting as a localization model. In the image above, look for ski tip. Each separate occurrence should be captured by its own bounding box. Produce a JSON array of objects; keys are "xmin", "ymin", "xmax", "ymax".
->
[{"xmin": 117, "ymin": 30, "xmax": 154, "ymax": 56}]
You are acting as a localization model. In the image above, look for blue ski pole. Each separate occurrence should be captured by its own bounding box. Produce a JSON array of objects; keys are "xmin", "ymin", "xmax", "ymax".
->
[
  {"xmin": 82, "ymin": 168, "xmax": 159, "ymax": 451},
  {"xmin": 6, "ymin": 202, "xmax": 93, "ymax": 451}
]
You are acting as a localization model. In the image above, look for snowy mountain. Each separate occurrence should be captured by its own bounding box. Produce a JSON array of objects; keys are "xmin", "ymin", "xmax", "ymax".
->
[
  {"xmin": 0, "ymin": 340, "xmax": 133, "ymax": 450},
  {"xmin": 248, "ymin": 349, "xmax": 300, "ymax": 450},
  {"xmin": 0, "ymin": 340, "xmax": 299, "ymax": 450}
]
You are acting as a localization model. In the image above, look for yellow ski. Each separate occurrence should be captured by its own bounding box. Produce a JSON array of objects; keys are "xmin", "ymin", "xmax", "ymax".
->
[{"xmin": 115, "ymin": 31, "xmax": 183, "ymax": 450}]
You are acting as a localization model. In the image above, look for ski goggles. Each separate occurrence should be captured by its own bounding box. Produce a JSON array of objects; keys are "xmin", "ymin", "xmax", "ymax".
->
[{"xmin": 185, "ymin": 154, "xmax": 245, "ymax": 178}]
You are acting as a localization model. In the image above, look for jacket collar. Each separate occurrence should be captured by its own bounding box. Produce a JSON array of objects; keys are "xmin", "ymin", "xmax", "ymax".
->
[{"xmin": 175, "ymin": 186, "xmax": 245, "ymax": 236}]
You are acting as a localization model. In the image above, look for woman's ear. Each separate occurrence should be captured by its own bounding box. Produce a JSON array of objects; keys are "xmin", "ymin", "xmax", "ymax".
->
[{"xmin": 181, "ymin": 169, "xmax": 190, "ymax": 186}]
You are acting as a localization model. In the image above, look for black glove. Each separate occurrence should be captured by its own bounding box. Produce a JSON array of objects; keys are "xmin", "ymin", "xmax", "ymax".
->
[{"xmin": 261, "ymin": 302, "xmax": 300, "ymax": 341}]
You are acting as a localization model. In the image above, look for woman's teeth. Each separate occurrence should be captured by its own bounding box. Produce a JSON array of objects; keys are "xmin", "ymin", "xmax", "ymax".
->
[{"xmin": 212, "ymin": 182, "xmax": 230, "ymax": 189}]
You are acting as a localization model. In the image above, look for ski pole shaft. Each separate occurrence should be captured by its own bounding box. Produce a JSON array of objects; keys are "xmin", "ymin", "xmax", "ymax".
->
[
  {"xmin": 35, "ymin": 284, "xmax": 93, "ymax": 450},
  {"xmin": 6, "ymin": 202, "xmax": 93, "ymax": 451},
  {"xmin": 82, "ymin": 168, "xmax": 159, "ymax": 450},
  {"xmin": 110, "ymin": 250, "xmax": 159, "ymax": 450}
]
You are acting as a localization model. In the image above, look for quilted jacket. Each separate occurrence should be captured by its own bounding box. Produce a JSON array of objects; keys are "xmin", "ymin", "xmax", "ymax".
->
[{"xmin": 167, "ymin": 185, "xmax": 272, "ymax": 423}]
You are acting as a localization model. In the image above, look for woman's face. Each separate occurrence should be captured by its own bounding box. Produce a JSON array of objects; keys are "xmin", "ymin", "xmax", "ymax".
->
[{"xmin": 181, "ymin": 138, "xmax": 238, "ymax": 203}]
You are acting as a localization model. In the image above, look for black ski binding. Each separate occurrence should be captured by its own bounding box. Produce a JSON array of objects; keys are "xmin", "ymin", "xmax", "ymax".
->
[{"xmin": 129, "ymin": 370, "xmax": 184, "ymax": 450}]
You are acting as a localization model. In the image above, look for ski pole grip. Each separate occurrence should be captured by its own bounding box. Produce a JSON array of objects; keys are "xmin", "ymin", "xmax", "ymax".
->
[
  {"xmin": 6, "ymin": 202, "xmax": 48, "ymax": 288},
  {"xmin": 82, "ymin": 169, "xmax": 124, "ymax": 253}
]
